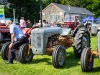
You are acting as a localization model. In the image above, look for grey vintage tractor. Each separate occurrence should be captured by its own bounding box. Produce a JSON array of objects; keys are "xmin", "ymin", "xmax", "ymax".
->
[
  {"xmin": 1, "ymin": 23, "xmax": 90, "ymax": 68},
  {"xmin": 80, "ymin": 31, "xmax": 100, "ymax": 72}
]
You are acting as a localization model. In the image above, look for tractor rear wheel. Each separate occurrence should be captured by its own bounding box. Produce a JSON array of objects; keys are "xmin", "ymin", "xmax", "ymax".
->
[
  {"xmin": 1, "ymin": 42, "xmax": 10, "ymax": 60},
  {"xmin": 18, "ymin": 43, "xmax": 33, "ymax": 63},
  {"xmin": 52, "ymin": 45, "xmax": 66, "ymax": 68},
  {"xmin": 81, "ymin": 48, "xmax": 94, "ymax": 72},
  {"xmin": 73, "ymin": 27, "xmax": 90, "ymax": 58}
]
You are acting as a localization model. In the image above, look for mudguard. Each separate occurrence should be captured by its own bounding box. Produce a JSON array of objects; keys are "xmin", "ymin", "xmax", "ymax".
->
[
  {"xmin": 60, "ymin": 28, "xmax": 71, "ymax": 36},
  {"xmin": 0, "ymin": 26, "xmax": 9, "ymax": 33}
]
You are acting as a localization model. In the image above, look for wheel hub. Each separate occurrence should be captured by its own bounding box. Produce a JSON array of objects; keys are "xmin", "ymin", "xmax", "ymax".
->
[
  {"xmin": 58, "ymin": 50, "xmax": 65, "ymax": 65},
  {"xmin": 82, "ymin": 36, "xmax": 88, "ymax": 49}
]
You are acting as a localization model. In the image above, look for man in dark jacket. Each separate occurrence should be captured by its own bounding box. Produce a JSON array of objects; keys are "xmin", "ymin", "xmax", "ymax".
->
[{"xmin": 26, "ymin": 19, "xmax": 33, "ymax": 28}]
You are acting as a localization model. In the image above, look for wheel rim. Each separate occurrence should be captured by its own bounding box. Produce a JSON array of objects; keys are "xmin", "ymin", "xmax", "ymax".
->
[
  {"xmin": 87, "ymin": 54, "xmax": 93, "ymax": 70},
  {"xmin": 25, "ymin": 50, "xmax": 32, "ymax": 60},
  {"xmin": 82, "ymin": 34, "xmax": 89, "ymax": 49},
  {"xmin": 87, "ymin": 61, "xmax": 93, "ymax": 70},
  {"xmin": 24, "ymin": 45, "xmax": 32, "ymax": 61},
  {"xmin": 58, "ymin": 49, "xmax": 65, "ymax": 66},
  {"xmin": 6, "ymin": 48, "xmax": 9, "ymax": 57}
]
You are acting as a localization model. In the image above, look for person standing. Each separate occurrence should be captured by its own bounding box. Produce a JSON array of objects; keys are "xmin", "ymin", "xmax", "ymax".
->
[
  {"xmin": 26, "ymin": 19, "xmax": 32, "ymax": 28},
  {"xmin": 5, "ymin": 20, "xmax": 28, "ymax": 64},
  {"xmin": 20, "ymin": 17, "xmax": 26, "ymax": 28},
  {"xmin": 42, "ymin": 20, "xmax": 47, "ymax": 27},
  {"xmin": 37, "ymin": 20, "xmax": 41, "ymax": 26}
]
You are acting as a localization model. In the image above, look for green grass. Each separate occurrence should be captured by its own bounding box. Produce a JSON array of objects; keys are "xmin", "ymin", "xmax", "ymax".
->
[{"xmin": 0, "ymin": 35, "xmax": 100, "ymax": 75}]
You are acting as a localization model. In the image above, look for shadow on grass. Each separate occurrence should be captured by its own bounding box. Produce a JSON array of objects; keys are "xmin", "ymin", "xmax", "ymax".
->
[
  {"xmin": 59, "ymin": 51, "xmax": 80, "ymax": 69},
  {"xmin": 78, "ymin": 67, "xmax": 100, "ymax": 73},
  {"xmin": 27, "ymin": 50, "xmax": 81, "ymax": 69},
  {"xmin": 90, "ymin": 66, "xmax": 100, "ymax": 72},
  {"xmin": 29, "ymin": 57, "xmax": 52, "ymax": 65}
]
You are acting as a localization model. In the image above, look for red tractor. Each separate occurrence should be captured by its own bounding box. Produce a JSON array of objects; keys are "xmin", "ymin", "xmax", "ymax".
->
[
  {"xmin": 1, "ymin": 25, "xmax": 39, "ymax": 63},
  {"xmin": 0, "ymin": 24, "xmax": 10, "ymax": 46},
  {"xmin": 63, "ymin": 15, "xmax": 80, "ymax": 31},
  {"xmin": 0, "ymin": 23, "xmax": 31, "ymax": 47}
]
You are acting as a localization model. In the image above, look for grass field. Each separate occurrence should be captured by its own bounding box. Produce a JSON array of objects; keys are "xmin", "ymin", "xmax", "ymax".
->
[{"xmin": 0, "ymin": 35, "xmax": 100, "ymax": 75}]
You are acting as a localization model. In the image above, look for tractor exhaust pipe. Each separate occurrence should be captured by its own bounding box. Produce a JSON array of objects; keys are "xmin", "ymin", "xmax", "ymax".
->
[{"xmin": 40, "ymin": 5, "xmax": 43, "ymax": 27}]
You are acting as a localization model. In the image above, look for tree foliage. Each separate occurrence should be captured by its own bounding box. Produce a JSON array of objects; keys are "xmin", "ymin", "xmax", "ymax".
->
[
  {"xmin": 3, "ymin": 0, "xmax": 100, "ymax": 23},
  {"xmin": 86, "ymin": 0, "xmax": 100, "ymax": 17},
  {"xmin": 6, "ymin": 0, "xmax": 42, "ymax": 23}
]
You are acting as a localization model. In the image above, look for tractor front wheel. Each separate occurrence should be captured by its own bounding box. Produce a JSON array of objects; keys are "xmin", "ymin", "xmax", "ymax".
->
[
  {"xmin": 18, "ymin": 43, "xmax": 33, "ymax": 63},
  {"xmin": 52, "ymin": 45, "xmax": 66, "ymax": 68},
  {"xmin": 81, "ymin": 47, "xmax": 94, "ymax": 72}
]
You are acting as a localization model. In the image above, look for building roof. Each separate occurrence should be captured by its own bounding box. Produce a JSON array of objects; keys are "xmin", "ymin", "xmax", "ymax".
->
[{"xmin": 48, "ymin": 3, "xmax": 94, "ymax": 15}]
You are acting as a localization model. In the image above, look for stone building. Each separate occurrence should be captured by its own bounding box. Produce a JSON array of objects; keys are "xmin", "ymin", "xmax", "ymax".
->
[{"xmin": 42, "ymin": 3, "xmax": 94, "ymax": 23}]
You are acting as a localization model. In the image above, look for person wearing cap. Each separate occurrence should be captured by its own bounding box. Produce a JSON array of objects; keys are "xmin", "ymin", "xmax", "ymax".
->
[{"xmin": 26, "ymin": 19, "xmax": 32, "ymax": 28}]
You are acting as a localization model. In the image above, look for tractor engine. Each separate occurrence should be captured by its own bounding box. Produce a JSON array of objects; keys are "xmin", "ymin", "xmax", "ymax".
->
[
  {"xmin": 46, "ymin": 35, "xmax": 59, "ymax": 47},
  {"xmin": 46, "ymin": 35, "xmax": 73, "ymax": 54},
  {"xmin": 47, "ymin": 35, "xmax": 73, "ymax": 48},
  {"xmin": 58, "ymin": 36, "xmax": 73, "ymax": 48}
]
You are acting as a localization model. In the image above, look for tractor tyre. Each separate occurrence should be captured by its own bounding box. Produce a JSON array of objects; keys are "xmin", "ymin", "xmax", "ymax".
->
[
  {"xmin": 1, "ymin": 42, "xmax": 10, "ymax": 60},
  {"xmin": 18, "ymin": 43, "xmax": 33, "ymax": 63},
  {"xmin": 52, "ymin": 45, "xmax": 66, "ymax": 68},
  {"xmin": 0, "ymin": 33, "xmax": 3, "ymax": 42},
  {"xmin": 73, "ymin": 27, "xmax": 90, "ymax": 58},
  {"xmin": 81, "ymin": 47, "xmax": 94, "ymax": 72}
]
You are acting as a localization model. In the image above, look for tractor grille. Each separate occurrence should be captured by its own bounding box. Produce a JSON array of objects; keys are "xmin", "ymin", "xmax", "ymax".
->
[
  {"xmin": 32, "ymin": 33, "xmax": 36, "ymax": 48},
  {"xmin": 36, "ymin": 33, "xmax": 41, "ymax": 48},
  {"xmin": 32, "ymin": 33, "xmax": 42, "ymax": 48}
]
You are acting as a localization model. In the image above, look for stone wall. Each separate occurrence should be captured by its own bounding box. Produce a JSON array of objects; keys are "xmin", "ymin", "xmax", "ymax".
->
[{"xmin": 42, "ymin": 4, "xmax": 64, "ymax": 24}]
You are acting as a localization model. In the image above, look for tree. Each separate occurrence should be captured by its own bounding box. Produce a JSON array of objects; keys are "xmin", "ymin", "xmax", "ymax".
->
[
  {"xmin": 86, "ymin": 0, "xmax": 100, "ymax": 17},
  {"xmin": 5, "ymin": 0, "xmax": 42, "ymax": 23},
  {"xmin": 5, "ymin": 0, "xmax": 100, "ymax": 23}
]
